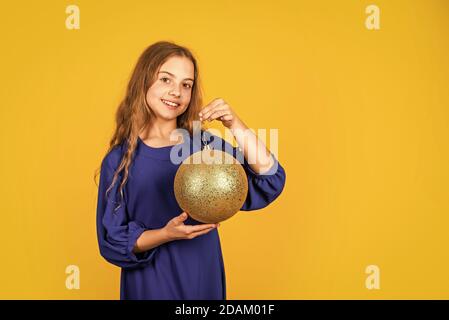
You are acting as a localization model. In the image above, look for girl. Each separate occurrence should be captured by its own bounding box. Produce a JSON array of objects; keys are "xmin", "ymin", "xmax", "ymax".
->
[{"xmin": 96, "ymin": 41, "xmax": 286, "ymax": 300}]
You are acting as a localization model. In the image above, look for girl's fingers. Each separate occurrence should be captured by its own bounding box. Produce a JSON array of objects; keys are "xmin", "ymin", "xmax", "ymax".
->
[
  {"xmin": 173, "ymin": 212, "xmax": 188, "ymax": 225},
  {"xmin": 200, "ymin": 106, "xmax": 227, "ymax": 121},
  {"xmin": 186, "ymin": 224, "xmax": 217, "ymax": 233},
  {"xmin": 189, "ymin": 226, "xmax": 217, "ymax": 239},
  {"xmin": 207, "ymin": 109, "xmax": 231, "ymax": 122},
  {"xmin": 199, "ymin": 102, "xmax": 227, "ymax": 120},
  {"xmin": 199, "ymin": 98, "xmax": 225, "ymax": 116}
]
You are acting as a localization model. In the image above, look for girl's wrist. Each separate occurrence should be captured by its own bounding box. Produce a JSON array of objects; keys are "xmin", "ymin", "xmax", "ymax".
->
[
  {"xmin": 160, "ymin": 227, "xmax": 174, "ymax": 242},
  {"xmin": 229, "ymin": 116, "xmax": 246, "ymax": 132}
]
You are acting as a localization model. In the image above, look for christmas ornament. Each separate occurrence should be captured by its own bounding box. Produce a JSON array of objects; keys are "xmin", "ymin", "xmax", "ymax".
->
[{"xmin": 174, "ymin": 144, "xmax": 248, "ymax": 224}]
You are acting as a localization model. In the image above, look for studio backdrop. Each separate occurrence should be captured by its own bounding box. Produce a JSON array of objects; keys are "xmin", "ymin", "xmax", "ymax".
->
[{"xmin": 1, "ymin": 0, "xmax": 448, "ymax": 299}]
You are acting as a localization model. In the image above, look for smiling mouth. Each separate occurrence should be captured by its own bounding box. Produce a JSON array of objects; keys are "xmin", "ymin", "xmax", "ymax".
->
[{"xmin": 161, "ymin": 99, "xmax": 180, "ymax": 108}]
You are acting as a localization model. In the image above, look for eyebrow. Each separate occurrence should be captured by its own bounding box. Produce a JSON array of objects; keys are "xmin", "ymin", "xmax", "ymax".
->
[{"xmin": 158, "ymin": 71, "xmax": 194, "ymax": 82}]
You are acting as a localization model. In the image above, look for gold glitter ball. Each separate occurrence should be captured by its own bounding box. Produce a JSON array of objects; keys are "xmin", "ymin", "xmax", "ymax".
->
[{"xmin": 174, "ymin": 149, "xmax": 248, "ymax": 223}]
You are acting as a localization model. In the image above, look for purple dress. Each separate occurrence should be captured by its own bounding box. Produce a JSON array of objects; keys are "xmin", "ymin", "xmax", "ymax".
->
[{"xmin": 96, "ymin": 130, "xmax": 286, "ymax": 299}]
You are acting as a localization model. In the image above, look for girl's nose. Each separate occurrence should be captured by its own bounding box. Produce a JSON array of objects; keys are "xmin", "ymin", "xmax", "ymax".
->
[{"xmin": 169, "ymin": 89, "xmax": 181, "ymax": 97}]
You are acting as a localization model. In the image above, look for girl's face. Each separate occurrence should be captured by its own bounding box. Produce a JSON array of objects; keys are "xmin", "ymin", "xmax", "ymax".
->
[{"xmin": 146, "ymin": 56, "xmax": 195, "ymax": 122}]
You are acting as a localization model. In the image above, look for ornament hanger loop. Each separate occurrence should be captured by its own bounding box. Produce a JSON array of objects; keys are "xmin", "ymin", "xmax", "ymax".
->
[{"xmin": 202, "ymin": 133, "xmax": 211, "ymax": 150}]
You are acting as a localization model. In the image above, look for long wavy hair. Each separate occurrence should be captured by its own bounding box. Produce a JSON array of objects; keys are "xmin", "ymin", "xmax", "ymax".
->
[{"xmin": 94, "ymin": 41, "xmax": 203, "ymax": 205}]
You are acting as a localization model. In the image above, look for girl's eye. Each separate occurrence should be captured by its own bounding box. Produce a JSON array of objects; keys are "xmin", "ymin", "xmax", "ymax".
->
[{"xmin": 160, "ymin": 77, "xmax": 192, "ymax": 89}]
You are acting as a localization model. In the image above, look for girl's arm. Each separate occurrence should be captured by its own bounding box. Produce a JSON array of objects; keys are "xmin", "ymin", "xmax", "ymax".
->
[
  {"xmin": 133, "ymin": 228, "xmax": 171, "ymax": 253},
  {"xmin": 228, "ymin": 117, "xmax": 275, "ymax": 174},
  {"xmin": 199, "ymin": 98, "xmax": 275, "ymax": 174},
  {"xmin": 133, "ymin": 212, "xmax": 218, "ymax": 253}
]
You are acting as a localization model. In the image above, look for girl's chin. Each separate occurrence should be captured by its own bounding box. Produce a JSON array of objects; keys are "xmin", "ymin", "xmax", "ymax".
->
[{"xmin": 154, "ymin": 111, "xmax": 181, "ymax": 121}]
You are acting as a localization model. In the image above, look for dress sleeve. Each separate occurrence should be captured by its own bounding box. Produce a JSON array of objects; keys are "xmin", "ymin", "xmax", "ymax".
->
[
  {"xmin": 96, "ymin": 155, "xmax": 158, "ymax": 270},
  {"xmin": 205, "ymin": 132, "xmax": 287, "ymax": 211},
  {"xmin": 237, "ymin": 148, "xmax": 286, "ymax": 211}
]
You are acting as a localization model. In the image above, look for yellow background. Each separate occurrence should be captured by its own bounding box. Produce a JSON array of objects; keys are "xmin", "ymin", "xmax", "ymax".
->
[{"xmin": 1, "ymin": 0, "xmax": 448, "ymax": 299}]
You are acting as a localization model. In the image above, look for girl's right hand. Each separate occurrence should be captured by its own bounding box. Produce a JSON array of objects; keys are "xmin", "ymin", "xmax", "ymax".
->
[{"xmin": 163, "ymin": 212, "xmax": 219, "ymax": 241}]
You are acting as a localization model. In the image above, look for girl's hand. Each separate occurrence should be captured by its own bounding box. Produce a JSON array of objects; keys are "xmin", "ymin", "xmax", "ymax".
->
[
  {"xmin": 198, "ymin": 98, "xmax": 239, "ymax": 129},
  {"xmin": 163, "ymin": 212, "xmax": 219, "ymax": 241}
]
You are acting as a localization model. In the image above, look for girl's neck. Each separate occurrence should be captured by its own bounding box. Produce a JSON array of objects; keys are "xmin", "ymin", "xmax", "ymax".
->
[{"xmin": 140, "ymin": 118, "xmax": 178, "ymax": 140}]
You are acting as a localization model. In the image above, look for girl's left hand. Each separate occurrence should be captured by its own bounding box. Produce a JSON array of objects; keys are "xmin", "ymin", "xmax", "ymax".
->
[{"xmin": 198, "ymin": 98, "xmax": 239, "ymax": 129}]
